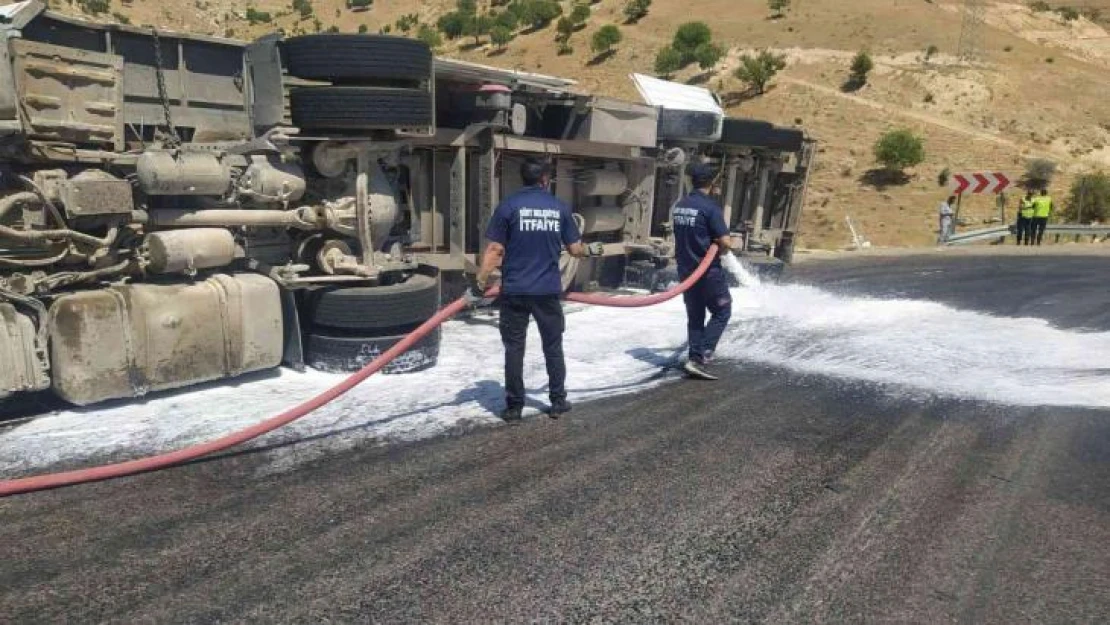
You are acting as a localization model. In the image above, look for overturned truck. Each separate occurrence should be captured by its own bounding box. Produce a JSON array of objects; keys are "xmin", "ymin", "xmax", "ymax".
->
[{"xmin": 0, "ymin": 1, "xmax": 813, "ymax": 409}]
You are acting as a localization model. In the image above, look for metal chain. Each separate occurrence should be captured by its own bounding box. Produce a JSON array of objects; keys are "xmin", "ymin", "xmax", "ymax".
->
[{"xmin": 151, "ymin": 28, "xmax": 182, "ymax": 148}]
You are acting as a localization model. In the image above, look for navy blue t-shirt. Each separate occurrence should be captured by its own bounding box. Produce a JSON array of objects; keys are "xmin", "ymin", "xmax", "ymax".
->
[
  {"xmin": 672, "ymin": 190, "xmax": 729, "ymax": 277},
  {"xmin": 485, "ymin": 186, "xmax": 581, "ymax": 295}
]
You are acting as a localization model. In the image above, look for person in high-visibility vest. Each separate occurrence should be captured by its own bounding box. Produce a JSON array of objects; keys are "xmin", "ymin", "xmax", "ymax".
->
[
  {"xmin": 1016, "ymin": 191, "xmax": 1035, "ymax": 245},
  {"xmin": 1030, "ymin": 188, "xmax": 1053, "ymax": 246}
]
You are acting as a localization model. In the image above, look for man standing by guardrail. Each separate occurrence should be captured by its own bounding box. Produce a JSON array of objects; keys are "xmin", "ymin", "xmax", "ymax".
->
[
  {"xmin": 938, "ymin": 195, "xmax": 956, "ymax": 245},
  {"xmin": 1031, "ymin": 188, "xmax": 1053, "ymax": 246},
  {"xmin": 673, "ymin": 163, "xmax": 734, "ymax": 381},
  {"xmin": 1016, "ymin": 191, "xmax": 1035, "ymax": 245},
  {"xmin": 470, "ymin": 157, "xmax": 603, "ymax": 422}
]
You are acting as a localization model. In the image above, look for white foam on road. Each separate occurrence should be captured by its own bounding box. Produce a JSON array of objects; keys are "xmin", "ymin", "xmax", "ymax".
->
[{"xmin": 2, "ymin": 267, "xmax": 1108, "ymax": 476}]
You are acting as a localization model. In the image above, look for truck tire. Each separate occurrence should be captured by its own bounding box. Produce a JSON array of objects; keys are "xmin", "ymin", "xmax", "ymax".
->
[
  {"xmin": 305, "ymin": 328, "xmax": 441, "ymax": 375},
  {"xmin": 281, "ymin": 34, "xmax": 432, "ymax": 83},
  {"xmin": 308, "ymin": 274, "xmax": 439, "ymax": 334},
  {"xmin": 290, "ymin": 86, "xmax": 433, "ymax": 129},
  {"xmin": 720, "ymin": 118, "xmax": 775, "ymax": 146}
]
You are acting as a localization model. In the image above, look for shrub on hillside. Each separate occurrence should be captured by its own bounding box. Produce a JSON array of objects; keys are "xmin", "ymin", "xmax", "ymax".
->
[
  {"xmin": 844, "ymin": 50, "xmax": 874, "ymax": 91},
  {"xmin": 695, "ymin": 42, "xmax": 723, "ymax": 70},
  {"xmin": 624, "ymin": 0, "xmax": 652, "ymax": 24},
  {"xmin": 570, "ymin": 3, "xmax": 591, "ymax": 26},
  {"xmin": 246, "ymin": 8, "xmax": 272, "ymax": 24},
  {"xmin": 654, "ymin": 46, "xmax": 684, "ymax": 77},
  {"xmin": 591, "ymin": 24, "xmax": 622, "ymax": 55},
  {"xmin": 293, "ymin": 0, "xmax": 314, "ymax": 19},
  {"xmin": 1056, "ymin": 6, "xmax": 1080, "ymax": 21},
  {"xmin": 873, "ymin": 129, "xmax": 925, "ymax": 172},
  {"xmin": 78, "ymin": 0, "xmax": 110, "ymax": 14},
  {"xmin": 768, "ymin": 0, "xmax": 790, "ymax": 18},
  {"xmin": 416, "ymin": 24, "xmax": 443, "ymax": 50},
  {"xmin": 1021, "ymin": 158, "xmax": 1058, "ymax": 190}
]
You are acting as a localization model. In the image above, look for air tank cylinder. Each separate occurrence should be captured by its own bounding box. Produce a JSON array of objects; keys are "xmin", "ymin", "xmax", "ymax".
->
[
  {"xmin": 577, "ymin": 204, "xmax": 625, "ymax": 234},
  {"xmin": 578, "ymin": 170, "xmax": 629, "ymax": 196},
  {"xmin": 136, "ymin": 151, "xmax": 232, "ymax": 196},
  {"xmin": 143, "ymin": 228, "xmax": 237, "ymax": 274}
]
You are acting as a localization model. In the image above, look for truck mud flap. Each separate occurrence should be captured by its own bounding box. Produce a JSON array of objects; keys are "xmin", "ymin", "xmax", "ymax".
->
[{"xmin": 280, "ymin": 288, "xmax": 305, "ymax": 372}]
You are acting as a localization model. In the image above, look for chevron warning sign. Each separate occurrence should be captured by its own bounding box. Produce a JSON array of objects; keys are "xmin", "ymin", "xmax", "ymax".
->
[{"xmin": 951, "ymin": 172, "xmax": 1011, "ymax": 194}]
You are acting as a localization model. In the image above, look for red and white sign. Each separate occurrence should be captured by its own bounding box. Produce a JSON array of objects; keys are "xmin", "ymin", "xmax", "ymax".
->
[{"xmin": 951, "ymin": 172, "xmax": 1011, "ymax": 194}]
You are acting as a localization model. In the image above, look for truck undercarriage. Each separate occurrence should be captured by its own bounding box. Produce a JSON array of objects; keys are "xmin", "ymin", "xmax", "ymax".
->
[{"xmin": 0, "ymin": 1, "xmax": 813, "ymax": 409}]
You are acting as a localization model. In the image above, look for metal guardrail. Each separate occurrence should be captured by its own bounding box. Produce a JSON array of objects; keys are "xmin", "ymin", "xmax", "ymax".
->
[{"xmin": 944, "ymin": 224, "xmax": 1110, "ymax": 246}]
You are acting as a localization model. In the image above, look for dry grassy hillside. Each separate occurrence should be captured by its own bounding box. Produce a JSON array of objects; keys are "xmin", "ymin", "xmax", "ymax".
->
[{"xmin": 45, "ymin": 0, "xmax": 1110, "ymax": 249}]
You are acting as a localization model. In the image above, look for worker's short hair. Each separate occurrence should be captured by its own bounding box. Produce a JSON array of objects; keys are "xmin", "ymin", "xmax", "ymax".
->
[
  {"xmin": 521, "ymin": 157, "xmax": 551, "ymax": 186},
  {"xmin": 947, "ymin": 195, "xmax": 957, "ymax": 204}
]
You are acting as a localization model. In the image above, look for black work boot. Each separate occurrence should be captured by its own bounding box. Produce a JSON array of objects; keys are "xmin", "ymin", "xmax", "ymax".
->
[
  {"xmin": 548, "ymin": 398, "xmax": 572, "ymax": 419},
  {"xmin": 501, "ymin": 406, "xmax": 523, "ymax": 423}
]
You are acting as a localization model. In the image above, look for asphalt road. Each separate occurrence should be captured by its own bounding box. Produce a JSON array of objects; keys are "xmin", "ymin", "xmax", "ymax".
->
[{"xmin": 2, "ymin": 254, "xmax": 1108, "ymax": 623}]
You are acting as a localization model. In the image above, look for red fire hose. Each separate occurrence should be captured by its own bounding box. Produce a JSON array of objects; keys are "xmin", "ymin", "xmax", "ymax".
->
[{"xmin": 0, "ymin": 246, "xmax": 719, "ymax": 497}]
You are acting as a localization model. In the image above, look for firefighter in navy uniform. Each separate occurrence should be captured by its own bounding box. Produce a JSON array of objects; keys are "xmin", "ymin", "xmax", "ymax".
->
[
  {"xmin": 672, "ymin": 163, "xmax": 734, "ymax": 381},
  {"xmin": 470, "ymin": 158, "xmax": 603, "ymax": 422},
  {"xmin": 1016, "ymin": 191, "xmax": 1035, "ymax": 245}
]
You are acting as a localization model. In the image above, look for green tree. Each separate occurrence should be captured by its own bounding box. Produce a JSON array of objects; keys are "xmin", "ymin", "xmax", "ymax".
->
[
  {"xmin": 694, "ymin": 42, "xmax": 723, "ymax": 70},
  {"xmin": 494, "ymin": 10, "xmax": 519, "ymax": 32},
  {"xmin": 847, "ymin": 50, "xmax": 874, "ymax": 89},
  {"xmin": 513, "ymin": 0, "xmax": 563, "ymax": 30},
  {"xmin": 873, "ymin": 129, "xmax": 925, "ymax": 172},
  {"xmin": 79, "ymin": 0, "xmax": 110, "ymax": 14},
  {"xmin": 768, "ymin": 0, "xmax": 790, "ymax": 18},
  {"xmin": 733, "ymin": 50, "xmax": 787, "ymax": 94},
  {"xmin": 246, "ymin": 8, "xmax": 273, "ymax": 24},
  {"xmin": 1064, "ymin": 171, "xmax": 1110, "ymax": 222},
  {"xmin": 592, "ymin": 24, "xmax": 622, "ymax": 55},
  {"xmin": 654, "ymin": 46, "xmax": 684, "ymax": 77},
  {"xmin": 490, "ymin": 25, "xmax": 513, "ymax": 48},
  {"xmin": 673, "ymin": 22, "xmax": 712, "ymax": 64},
  {"xmin": 417, "ymin": 24, "xmax": 444, "ymax": 50},
  {"xmin": 571, "ymin": 3, "xmax": 591, "ymax": 26},
  {"xmin": 556, "ymin": 17, "xmax": 576, "ymax": 44},
  {"xmin": 623, "ymin": 0, "xmax": 652, "ymax": 24},
  {"xmin": 437, "ymin": 11, "xmax": 470, "ymax": 39},
  {"xmin": 533, "ymin": 0, "xmax": 564, "ymax": 28},
  {"xmin": 457, "ymin": 0, "xmax": 477, "ymax": 14},
  {"xmin": 292, "ymin": 0, "xmax": 314, "ymax": 19},
  {"xmin": 465, "ymin": 13, "xmax": 493, "ymax": 45},
  {"xmin": 348, "ymin": 0, "xmax": 372, "ymax": 8}
]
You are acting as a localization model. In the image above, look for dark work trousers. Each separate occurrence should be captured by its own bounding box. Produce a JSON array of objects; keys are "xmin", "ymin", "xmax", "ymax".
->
[
  {"xmin": 1031, "ymin": 217, "xmax": 1048, "ymax": 245},
  {"xmin": 498, "ymin": 294, "xmax": 566, "ymax": 409},
  {"xmin": 683, "ymin": 267, "xmax": 733, "ymax": 363},
  {"xmin": 1015, "ymin": 216, "xmax": 1030, "ymax": 245}
]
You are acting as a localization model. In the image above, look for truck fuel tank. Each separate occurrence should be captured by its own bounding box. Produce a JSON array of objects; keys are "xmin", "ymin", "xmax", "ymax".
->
[{"xmin": 48, "ymin": 273, "xmax": 283, "ymax": 405}]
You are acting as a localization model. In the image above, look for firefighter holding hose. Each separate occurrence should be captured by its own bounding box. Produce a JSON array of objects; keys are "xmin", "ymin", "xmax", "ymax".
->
[
  {"xmin": 673, "ymin": 163, "xmax": 734, "ymax": 381},
  {"xmin": 469, "ymin": 157, "xmax": 603, "ymax": 422}
]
